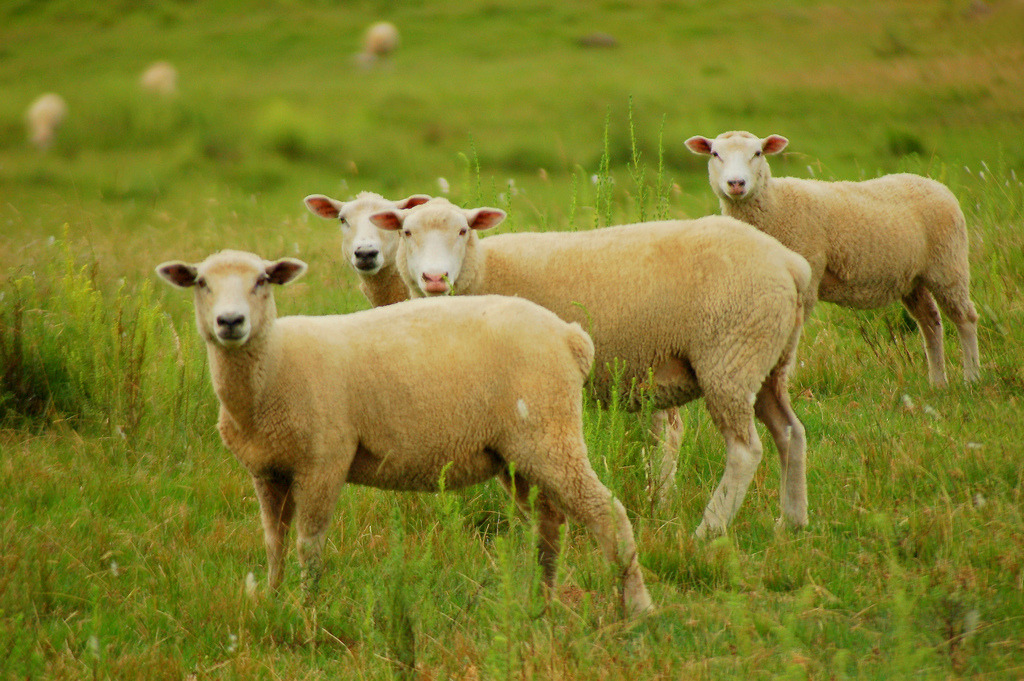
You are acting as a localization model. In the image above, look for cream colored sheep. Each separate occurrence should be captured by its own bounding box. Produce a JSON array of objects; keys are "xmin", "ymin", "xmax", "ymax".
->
[
  {"xmin": 155, "ymin": 249, "xmax": 651, "ymax": 617},
  {"xmin": 357, "ymin": 21, "xmax": 399, "ymax": 68},
  {"xmin": 685, "ymin": 130, "xmax": 980, "ymax": 386},
  {"xmin": 140, "ymin": 61, "xmax": 178, "ymax": 96},
  {"xmin": 370, "ymin": 199, "xmax": 812, "ymax": 538},
  {"xmin": 25, "ymin": 93, "xmax": 67, "ymax": 150},
  {"xmin": 304, "ymin": 191, "xmax": 430, "ymax": 307}
]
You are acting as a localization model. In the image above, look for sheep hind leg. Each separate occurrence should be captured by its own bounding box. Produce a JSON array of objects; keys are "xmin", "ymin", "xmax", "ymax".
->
[
  {"xmin": 253, "ymin": 474, "xmax": 296, "ymax": 592},
  {"xmin": 497, "ymin": 469, "xmax": 564, "ymax": 588},
  {"xmin": 696, "ymin": 394, "xmax": 764, "ymax": 539},
  {"xmin": 754, "ymin": 377, "xmax": 808, "ymax": 530},
  {"xmin": 513, "ymin": 439, "xmax": 652, "ymax": 618},
  {"xmin": 928, "ymin": 282, "xmax": 981, "ymax": 383},
  {"xmin": 649, "ymin": 407, "xmax": 684, "ymax": 510},
  {"xmin": 902, "ymin": 285, "xmax": 947, "ymax": 386}
]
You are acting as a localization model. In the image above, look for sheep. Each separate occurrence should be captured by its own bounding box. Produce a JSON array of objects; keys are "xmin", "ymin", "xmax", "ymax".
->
[
  {"xmin": 357, "ymin": 21, "xmax": 399, "ymax": 68},
  {"xmin": 25, "ymin": 93, "xmax": 67, "ymax": 150},
  {"xmin": 139, "ymin": 61, "xmax": 178, "ymax": 96},
  {"xmin": 304, "ymin": 192, "xmax": 431, "ymax": 307},
  {"xmin": 685, "ymin": 130, "xmax": 980, "ymax": 386},
  {"xmin": 370, "ymin": 198, "xmax": 813, "ymax": 538},
  {"xmin": 155, "ymin": 249, "xmax": 652, "ymax": 618}
]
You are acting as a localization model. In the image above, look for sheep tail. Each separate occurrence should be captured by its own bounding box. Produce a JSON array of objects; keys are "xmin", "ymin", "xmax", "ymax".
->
[{"xmin": 565, "ymin": 322, "xmax": 596, "ymax": 379}]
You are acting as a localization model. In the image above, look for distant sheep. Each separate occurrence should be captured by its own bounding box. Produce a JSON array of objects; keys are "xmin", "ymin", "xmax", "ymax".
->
[
  {"xmin": 685, "ymin": 130, "xmax": 980, "ymax": 385},
  {"xmin": 371, "ymin": 198, "xmax": 812, "ymax": 538},
  {"xmin": 140, "ymin": 61, "xmax": 178, "ymax": 96},
  {"xmin": 304, "ymin": 192, "xmax": 431, "ymax": 307},
  {"xmin": 25, "ymin": 93, "xmax": 67, "ymax": 150},
  {"xmin": 155, "ymin": 250, "xmax": 652, "ymax": 617},
  {"xmin": 357, "ymin": 21, "xmax": 399, "ymax": 68}
]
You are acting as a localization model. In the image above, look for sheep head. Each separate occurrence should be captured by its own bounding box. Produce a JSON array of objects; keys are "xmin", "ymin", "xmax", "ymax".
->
[
  {"xmin": 685, "ymin": 131, "xmax": 788, "ymax": 203},
  {"xmin": 156, "ymin": 250, "xmax": 306, "ymax": 348}
]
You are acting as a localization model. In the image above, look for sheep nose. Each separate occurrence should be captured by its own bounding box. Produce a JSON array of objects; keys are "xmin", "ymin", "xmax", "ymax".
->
[
  {"xmin": 422, "ymin": 272, "xmax": 447, "ymax": 284},
  {"xmin": 353, "ymin": 246, "xmax": 379, "ymax": 261},
  {"xmin": 217, "ymin": 312, "xmax": 246, "ymax": 330},
  {"xmin": 728, "ymin": 179, "xmax": 746, "ymax": 190}
]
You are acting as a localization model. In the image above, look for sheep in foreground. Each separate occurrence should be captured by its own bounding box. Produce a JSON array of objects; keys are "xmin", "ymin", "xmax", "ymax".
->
[
  {"xmin": 155, "ymin": 249, "xmax": 651, "ymax": 617},
  {"xmin": 25, "ymin": 93, "xmax": 67, "ymax": 150},
  {"xmin": 140, "ymin": 61, "xmax": 178, "ymax": 96},
  {"xmin": 357, "ymin": 21, "xmax": 399, "ymax": 68},
  {"xmin": 304, "ymin": 192, "xmax": 430, "ymax": 307},
  {"xmin": 370, "ymin": 199, "xmax": 812, "ymax": 537},
  {"xmin": 685, "ymin": 130, "xmax": 980, "ymax": 386}
]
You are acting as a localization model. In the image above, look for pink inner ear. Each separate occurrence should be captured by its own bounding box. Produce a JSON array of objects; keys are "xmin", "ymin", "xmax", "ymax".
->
[
  {"xmin": 469, "ymin": 209, "xmax": 505, "ymax": 230},
  {"xmin": 370, "ymin": 210, "xmax": 403, "ymax": 231},
  {"xmin": 685, "ymin": 136, "xmax": 713, "ymax": 155},
  {"xmin": 398, "ymin": 195, "xmax": 431, "ymax": 209},
  {"xmin": 305, "ymin": 195, "xmax": 340, "ymax": 219},
  {"xmin": 763, "ymin": 135, "xmax": 789, "ymax": 155}
]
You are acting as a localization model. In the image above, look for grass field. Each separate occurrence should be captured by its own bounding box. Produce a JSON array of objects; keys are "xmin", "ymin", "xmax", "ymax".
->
[{"xmin": 2, "ymin": 1, "xmax": 1023, "ymax": 678}]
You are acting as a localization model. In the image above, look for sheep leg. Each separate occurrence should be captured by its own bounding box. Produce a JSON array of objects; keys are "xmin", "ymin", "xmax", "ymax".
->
[
  {"xmin": 497, "ymin": 469, "xmax": 564, "ymax": 587},
  {"xmin": 649, "ymin": 407, "xmax": 684, "ymax": 508},
  {"xmin": 754, "ymin": 380, "xmax": 808, "ymax": 530},
  {"xmin": 517, "ymin": 440, "xmax": 652, "ymax": 618},
  {"xmin": 292, "ymin": 470, "xmax": 346, "ymax": 601},
  {"xmin": 902, "ymin": 285, "xmax": 948, "ymax": 386},
  {"xmin": 696, "ymin": 395, "xmax": 763, "ymax": 539},
  {"xmin": 252, "ymin": 474, "xmax": 296, "ymax": 591},
  {"xmin": 927, "ymin": 282, "xmax": 981, "ymax": 383}
]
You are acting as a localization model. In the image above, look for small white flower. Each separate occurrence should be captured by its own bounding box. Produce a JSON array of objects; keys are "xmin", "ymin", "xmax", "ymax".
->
[
  {"xmin": 972, "ymin": 493, "xmax": 987, "ymax": 509},
  {"xmin": 109, "ymin": 560, "xmax": 119, "ymax": 577},
  {"xmin": 437, "ymin": 177, "xmax": 450, "ymax": 194},
  {"xmin": 47, "ymin": 236, "xmax": 56, "ymax": 246},
  {"xmin": 922, "ymin": 405, "xmax": 940, "ymax": 419},
  {"xmin": 245, "ymin": 571, "xmax": 258, "ymax": 598},
  {"xmin": 87, "ymin": 635, "xmax": 101, "ymax": 659},
  {"xmin": 966, "ymin": 442, "xmax": 984, "ymax": 450},
  {"xmin": 227, "ymin": 633, "xmax": 238, "ymax": 654},
  {"xmin": 901, "ymin": 394, "xmax": 915, "ymax": 411},
  {"xmin": 807, "ymin": 165, "xmax": 815, "ymax": 177}
]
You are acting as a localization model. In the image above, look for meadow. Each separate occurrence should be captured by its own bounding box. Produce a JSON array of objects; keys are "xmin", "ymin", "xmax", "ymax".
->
[{"xmin": 2, "ymin": 0, "xmax": 1023, "ymax": 678}]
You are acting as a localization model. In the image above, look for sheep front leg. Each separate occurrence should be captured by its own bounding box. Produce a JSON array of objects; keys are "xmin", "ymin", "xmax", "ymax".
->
[
  {"xmin": 650, "ymin": 408, "xmax": 684, "ymax": 509},
  {"xmin": 292, "ymin": 469, "xmax": 346, "ymax": 603},
  {"xmin": 252, "ymin": 474, "xmax": 296, "ymax": 592}
]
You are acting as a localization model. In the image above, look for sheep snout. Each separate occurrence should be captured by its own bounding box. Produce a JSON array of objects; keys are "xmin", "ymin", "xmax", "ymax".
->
[
  {"xmin": 352, "ymin": 245, "xmax": 382, "ymax": 272},
  {"xmin": 726, "ymin": 178, "xmax": 747, "ymax": 196},
  {"xmin": 215, "ymin": 312, "xmax": 250, "ymax": 344},
  {"xmin": 421, "ymin": 272, "xmax": 449, "ymax": 294}
]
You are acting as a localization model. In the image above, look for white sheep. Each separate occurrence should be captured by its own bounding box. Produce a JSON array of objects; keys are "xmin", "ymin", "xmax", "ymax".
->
[
  {"xmin": 155, "ymin": 249, "xmax": 651, "ymax": 617},
  {"xmin": 25, "ymin": 93, "xmax": 67, "ymax": 150},
  {"xmin": 357, "ymin": 21, "xmax": 399, "ymax": 68},
  {"xmin": 304, "ymin": 191, "xmax": 430, "ymax": 307},
  {"xmin": 370, "ymin": 199, "xmax": 813, "ymax": 538},
  {"xmin": 685, "ymin": 130, "xmax": 980, "ymax": 386},
  {"xmin": 139, "ymin": 61, "xmax": 178, "ymax": 96}
]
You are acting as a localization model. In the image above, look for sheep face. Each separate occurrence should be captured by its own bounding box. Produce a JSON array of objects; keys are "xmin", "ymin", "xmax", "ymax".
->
[
  {"xmin": 305, "ymin": 193, "xmax": 430, "ymax": 275},
  {"xmin": 685, "ymin": 131, "xmax": 788, "ymax": 203},
  {"xmin": 156, "ymin": 250, "xmax": 307, "ymax": 348},
  {"xmin": 371, "ymin": 199, "xmax": 505, "ymax": 296}
]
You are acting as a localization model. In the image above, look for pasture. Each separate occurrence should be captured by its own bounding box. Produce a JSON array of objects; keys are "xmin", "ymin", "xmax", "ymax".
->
[{"xmin": 2, "ymin": 1, "xmax": 1022, "ymax": 678}]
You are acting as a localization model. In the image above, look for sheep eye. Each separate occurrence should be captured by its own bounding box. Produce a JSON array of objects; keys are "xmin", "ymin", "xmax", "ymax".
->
[
  {"xmin": 255, "ymin": 275, "xmax": 269, "ymax": 289},
  {"xmin": 754, "ymin": 150, "xmax": 762, "ymax": 157},
  {"xmin": 196, "ymin": 278, "xmax": 208, "ymax": 289},
  {"xmin": 338, "ymin": 216, "xmax": 348, "ymax": 227},
  {"xmin": 459, "ymin": 228, "xmax": 468, "ymax": 236},
  {"xmin": 403, "ymin": 229, "xmax": 411, "ymax": 237},
  {"xmin": 711, "ymin": 151, "xmax": 720, "ymax": 159}
]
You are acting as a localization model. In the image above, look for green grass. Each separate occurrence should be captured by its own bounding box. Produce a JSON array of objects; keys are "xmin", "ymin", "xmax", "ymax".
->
[{"xmin": 2, "ymin": 0, "xmax": 1024, "ymax": 678}]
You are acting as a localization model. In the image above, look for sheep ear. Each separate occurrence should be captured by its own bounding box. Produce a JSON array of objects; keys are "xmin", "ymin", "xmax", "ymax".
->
[
  {"xmin": 395, "ymin": 194, "xmax": 431, "ymax": 210},
  {"xmin": 762, "ymin": 135, "xmax": 788, "ymax": 155},
  {"xmin": 464, "ymin": 208, "xmax": 505, "ymax": 231},
  {"xmin": 369, "ymin": 209, "xmax": 404, "ymax": 231},
  {"xmin": 684, "ymin": 136, "xmax": 714, "ymax": 155},
  {"xmin": 304, "ymin": 194, "xmax": 343, "ymax": 220},
  {"xmin": 266, "ymin": 258, "xmax": 307, "ymax": 286},
  {"xmin": 156, "ymin": 261, "xmax": 198, "ymax": 288}
]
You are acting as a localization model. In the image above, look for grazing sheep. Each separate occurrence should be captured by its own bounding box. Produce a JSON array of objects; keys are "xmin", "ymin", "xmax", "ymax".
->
[
  {"xmin": 370, "ymin": 199, "xmax": 812, "ymax": 537},
  {"xmin": 155, "ymin": 250, "xmax": 651, "ymax": 617},
  {"xmin": 357, "ymin": 21, "xmax": 399, "ymax": 68},
  {"xmin": 685, "ymin": 130, "xmax": 980, "ymax": 386},
  {"xmin": 304, "ymin": 192, "xmax": 431, "ymax": 307},
  {"xmin": 25, "ymin": 93, "xmax": 67, "ymax": 150},
  {"xmin": 139, "ymin": 61, "xmax": 178, "ymax": 96}
]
